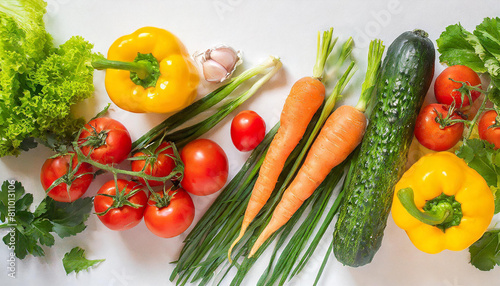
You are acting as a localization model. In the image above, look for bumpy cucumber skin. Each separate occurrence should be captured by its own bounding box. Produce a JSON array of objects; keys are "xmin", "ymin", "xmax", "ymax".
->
[{"xmin": 332, "ymin": 30, "xmax": 435, "ymax": 267}]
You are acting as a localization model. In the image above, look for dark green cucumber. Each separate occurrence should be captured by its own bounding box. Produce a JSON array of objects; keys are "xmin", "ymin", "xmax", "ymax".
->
[{"xmin": 332, "ymin": 29, "xmax": 435, "ymax": 267}]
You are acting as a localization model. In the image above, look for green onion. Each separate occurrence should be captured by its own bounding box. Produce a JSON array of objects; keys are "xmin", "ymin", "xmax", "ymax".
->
[{"xmin": 132, "ymin": 56, "xmax": 281, "ymax": 151}]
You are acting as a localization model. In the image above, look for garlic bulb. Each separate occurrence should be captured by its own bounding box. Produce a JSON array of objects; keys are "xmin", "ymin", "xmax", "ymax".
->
[{"xmin": 195, "ymin": 45, "xmax": 242, "ymax": 83}]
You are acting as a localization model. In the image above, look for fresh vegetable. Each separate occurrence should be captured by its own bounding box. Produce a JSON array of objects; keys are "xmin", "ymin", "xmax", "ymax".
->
[
  {"xmin": 131, "ymin": 56, "xmax": 281, "ymax": 151},
  {"xmin": 92, "ymin": 27, "xmax": 199, "ymax": 113},
  {"xmin": 249, "ymin": 103, "xmax": 367, "ymax": 256},
  {"xmin": 171, "ymin": 36, "xmax": 358, "ymax": 286},
  {"xmin": 40, "ymin": 153, "xmax": 94, "ymax": 203},
  {"xmin": 434, "ymin": 65, "xmax": 482, "ymax": 107},
  {"xmin": 248, "ymin": 36, "xmax": 386, "ymax": 256},
  {"xmin": 144, "ymin": 188, "xmax": 195, "ymax": 238},
  {"xmin": 131, "ymin": 142, "xmax": 179, "ymax": 187},
  {"xmin": 93, "ymin": 179, "xmax": 148, "ymax": 231},
  {"xmin": 197, "ymin": 45, "xmax": 241, "ymax": 82},
  {"xmin": 62, "ymin": 247, "xmax": 105, "ymax": 275},
  {"xmin": 393, "ymin": 152, "xmax": 494, "ymax": 254},
  {"xmin": 469, "ymin": 230, "xmax": 500, "ymax": 271},
  {"xmin": 77, "ymin": 117, "xmax": 132, "ymax": 165},
  {"xmin": 414, "ymin": 103, "xmax": 465, "ymax": 151},
  {"xmin": 229, "ymin": 28, "xmax": 336, "ymax": 259},
  {"xmin": 0, "ymin": 0, "xmax": 95, "ymax": 157},
  {"xmin": 478, "ymin": 110, "xmax": 500, "ymax": 149},
  {"xmin": 437, "ymin": 17, "xmax": 500, "ymax": 88},
  {"xmin": 0, "ymin": 180, "xmax": 93, "ymax": 259},
  {"xmin": 456, "ymin": 139, "xmax": 500, "ymax": 271},
  {"xmin": 333, "ymin": 29, "xmax": 435, "ymax": 267},
  {"xmin": 180, "ymin": 139, "xmax": 228, "ymax": 196},
  {"xmin": 230, "ymin": 110, "xmax": 266, "ymax": 152}
]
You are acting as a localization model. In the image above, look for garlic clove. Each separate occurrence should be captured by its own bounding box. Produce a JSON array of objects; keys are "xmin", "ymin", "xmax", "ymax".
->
[
  {"xmin": 202, "ymin": 59, "xmax": 229, "ymax": 83},
  {"xmin": 209, "ymin": 47, "xmax": 238, "ymax": 72}
]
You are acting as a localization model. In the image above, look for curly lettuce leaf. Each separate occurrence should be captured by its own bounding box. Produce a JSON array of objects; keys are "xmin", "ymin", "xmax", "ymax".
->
[{"xmin": 0, "ymin": 1, "xmax": 94, "ymax": 157}]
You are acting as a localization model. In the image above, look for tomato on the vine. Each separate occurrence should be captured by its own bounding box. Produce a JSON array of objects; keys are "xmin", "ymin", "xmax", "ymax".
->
[
  {"xmin": 40, "ymin": 153, "xmax": 93, "ymax": 202},
  {"xmin": 180, "ymin": 139, "xmax": 228, "ymax": 196},
  {"xmin": 414, "ymin": 104, "xmax": 465, "ymax": 151},
  {"xmin": 434, "ymin": 65, "xmax": 482, "ymax": 107},
  {"xmin": 94, "ymin": 179, "xmax": 149, "ymax": 231},
  {"xmin": 144, "ymin": 188, "xmax": 195, "ymax": 238},
  {"xmin": 131, "ymin": 142, "xmax": 178, "ymax": 187},
  {"xmin": 231, "ymin": 110, "xmax": 266, "ymax": 152},
  {"xmin": 78, "ymin": 117, "xmax": 132, "ymax": 165},
  {"xmin": 478, "ymin": 110, "xmax": 500, "ymax": 149}
]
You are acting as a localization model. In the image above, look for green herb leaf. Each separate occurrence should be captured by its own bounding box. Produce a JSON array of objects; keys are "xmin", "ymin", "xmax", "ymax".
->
[
  {"xmin": 437, "ymin": 23, "xmax": 486, "ymax": 73},
  {"xmin": 456, "ymin": 139, "xmax": 500, "ymax": 188},
  {"xmin": 437, "ymin": 18, "xmax": 500, "ymax": 88},
  {"xmin": 470, "ymin": 230, "xmax": 500, "ymax": 271},
  {"xmin": 62, "ymin": 247, "xmax": 105, "ymax": 275},
  {"xmin": 39, "ymin": 197, "xmax": 93, "ymax": 238},
  {"xmin": 0, "ymin": 180, "xmax": 92, "ymax": 259}
]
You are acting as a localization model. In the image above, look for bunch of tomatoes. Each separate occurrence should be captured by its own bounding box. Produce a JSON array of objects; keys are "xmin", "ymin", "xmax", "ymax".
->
[
  {"xmin": 39, "ymin": 109, "xmax": 266, "ymax": 238},
  {"xmin": 414, "ymin": 65, "xmax": 500, "ymax": 151}
]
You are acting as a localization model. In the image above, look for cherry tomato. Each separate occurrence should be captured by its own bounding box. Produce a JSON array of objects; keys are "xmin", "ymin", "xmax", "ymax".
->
[
  {"xmin": 131, "ymin": 142, "xmax": 177, "ymax": 187},
  {"xmin": 180, "ymin": 139, "xmax": 228, "ymax": 196},
  {"xmin": 40, "ymin": 153, "xmax": 93, "ymax": 202},
  {"xmin": 230, "ymin": 110, "xmax": 266, "ymax": 152},
  {"xmin": 94, "ymin": 179, "xmax": 149, "ymax": 231},
  {"xmin": 478, "ymin": 110, "xmax": 500, "ymax": 149},
  {"xmin": 144, "ymin": 188, "xmax": 195, "ymax": 238},
  {"xmin": 434, "ymin": 65, "xmax": 482, "ymax": 107},
  {"xmin": 78, "ymin": 117, "xmax": 132, "ymax": 165},
  {"xmin": 414, "ymin": 104, "xmax": 465, "ymax": 151}
]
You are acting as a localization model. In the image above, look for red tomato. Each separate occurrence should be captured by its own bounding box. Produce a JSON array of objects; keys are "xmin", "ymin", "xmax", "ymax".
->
[
  {"xmin": 231, "ymin": 110, "xmax": 266, "ymax": 152},
  {"xmin": 180, "ymin": 139, "xmax": 228, "ymax": 196},
  {"xmin": 78, "ymin": 117, "xmax": 132, "ymax": 165},
  {"xmin": 414, "ymin": 104, "xmax": 465, "ymax": 151},
  {"xmin": 144, "ymin": 188, "xmax": 195, "ymax": 238},
  {"xmin": 131, "ymin": 142, "xmax": 177, "ymax": 187},
  {"xmin": 478, "ymin": 110, "xmax": 500, "ymax": 149},
  {"xmin": 94, "ymin": 179, "xmax": 149, "ymax": 231},
  {"xmin": 434, "ymin": 65, "xmax": 482, "ymax": 107},
  {"xmin": 40, "ymin": 153, "xmax": 93, "ymax": 202}
]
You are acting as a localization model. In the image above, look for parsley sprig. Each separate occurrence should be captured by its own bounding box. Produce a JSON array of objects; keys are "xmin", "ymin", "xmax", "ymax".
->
[{"xmin": 0, "ymin": 180, "xmax": 92, "ymax": 259}]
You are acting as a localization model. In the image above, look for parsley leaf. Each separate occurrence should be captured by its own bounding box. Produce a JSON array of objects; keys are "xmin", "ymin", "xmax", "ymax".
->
[
  {"xmin": 62, "ymin": 247, "xmax": 105, "ymax": 275},
  {"xmin": 469, "ymin": 230, "xmax": 500, "ymax": 271},
  {"xmin": 437, "ymin": 17, "xmax": 500, "ymax": 88},
  {"xmin": 0, "ymin": 180, "xmax": 92, "ymax": 259},
  {"xmin": 456, "ymin": 139, "xmax": 500, "ymax": 193},
  {"xmin": 437, "ymin": 23, "xmax": 487, "ymax": 74}
]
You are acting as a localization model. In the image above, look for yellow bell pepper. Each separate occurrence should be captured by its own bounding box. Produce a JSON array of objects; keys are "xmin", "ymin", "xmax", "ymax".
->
[
  {"xmin": 93, "ymin": 27, "xmax": 199, "ymax": 113},
  {"xmin": 391, "ymin": 152, "xmax": 494, "ymax": 254}
]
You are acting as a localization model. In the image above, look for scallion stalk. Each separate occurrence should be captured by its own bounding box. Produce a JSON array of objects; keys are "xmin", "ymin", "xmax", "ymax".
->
[{"xmin": 132, "ymin": 56, "xmax": 281, "ymax": 151}]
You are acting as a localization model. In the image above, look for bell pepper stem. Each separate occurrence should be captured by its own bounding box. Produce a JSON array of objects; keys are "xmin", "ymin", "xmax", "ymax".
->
[
  {"xmin": 92, "ymin": 58, "xmax": 151, "ymax": 79},
  {"xmin": 397, "ymin": 188, "xmax": 451, "ymax": 225}
]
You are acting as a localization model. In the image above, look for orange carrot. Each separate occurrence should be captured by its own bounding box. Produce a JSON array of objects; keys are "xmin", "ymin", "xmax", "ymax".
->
[
  {"xmin": 228, "ymin": 76, "xmax": 325, "ymax": 258},
  {"xmin": 248, "ymin": 104, "xmax": 367, "ymax": 257},
  {"xmin": 227, "ymin": 29, "xmax": 337, "ymax": 262}
]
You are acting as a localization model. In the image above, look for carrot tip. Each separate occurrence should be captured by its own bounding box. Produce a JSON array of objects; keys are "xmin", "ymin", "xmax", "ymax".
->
[{"xmin": 228, "ymin": 229, "xmax": 245, "ymax": 264}]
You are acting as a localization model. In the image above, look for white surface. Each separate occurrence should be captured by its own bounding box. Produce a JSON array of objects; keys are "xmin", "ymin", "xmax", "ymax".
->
[{"xmin": 1, "ymin": 0, "xmax": 500, "ymax": 285}]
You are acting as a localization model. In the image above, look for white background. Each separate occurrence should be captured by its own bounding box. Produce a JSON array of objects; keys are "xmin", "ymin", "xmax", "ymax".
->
[{"xmin": 1, "ymin": 0, "xmax": 500, "ymax": 285}]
